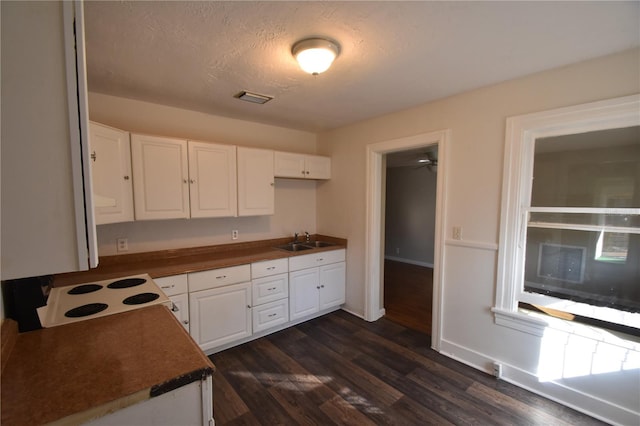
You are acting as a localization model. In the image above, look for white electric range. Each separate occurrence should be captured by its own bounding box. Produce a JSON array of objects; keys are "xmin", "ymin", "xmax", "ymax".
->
[{"xmin": 37, "ymin": 274, "xmax": 171, "ymax": 328}]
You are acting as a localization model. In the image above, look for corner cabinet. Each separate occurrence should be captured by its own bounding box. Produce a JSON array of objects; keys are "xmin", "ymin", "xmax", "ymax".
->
[
  {"xmin": 237, "ymin": 147, "xmax": 275, "ymax": 216},
  {"xmin": 89, "ymin": 122, "xmax": 134, "ymax": 225},
  {"xmin": 289, "ymin": 249, "xmax": 346, "ymax": 321},
  {"xmin": 274, "ymin": 152, "xmax": 331, "ymax": 180},
  {"xmin": 1, "ymin": 1, "xmax": 98, "ymax": 280}
]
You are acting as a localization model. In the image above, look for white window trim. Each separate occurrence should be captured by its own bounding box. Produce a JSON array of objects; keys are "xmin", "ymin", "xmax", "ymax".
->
[{"xmin": 495, "ymin": 94, "xmax": 640, "ymax": 336}]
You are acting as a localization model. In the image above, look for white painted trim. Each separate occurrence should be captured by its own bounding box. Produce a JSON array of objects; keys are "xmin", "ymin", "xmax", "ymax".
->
[
  {"xmin": 63, "ymin": 1, "xmax": 98, "ymax": 269},
  {"xmin": 384, "ymin": 256, "xmax": 434, "ymax": 268},
  {"xmin": 444, "ymin": 239, "xmax": 499, "ymax": 251},
  {"xmin": 340, "ymin": 306, "xmax": 366, "ymax": 320},
  {"xmin": 365, "ymin": 129, "xmax": 449, "ymax": 352},
  {"xmin": 439, "ymin": 339, "xmax": 640, "ymax": 426},
  {"xmin": 496, "ymin": 94, "xmax": 640, "ymax": 314}
]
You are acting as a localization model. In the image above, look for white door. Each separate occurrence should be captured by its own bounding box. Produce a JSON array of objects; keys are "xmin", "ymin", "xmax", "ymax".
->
[
  {"xmin": 289, "ymin": 268, "xmax": 320, "ymax": 320},
  {"xmin": 305, "ymin": 155, "xmax": 331, "ymax": 179},
  {"xmin": 319, "ymin": 262, "xmax": 346, "ymax": 310},
  {"xmin": 131, "ymin": 134, "xmax": 189, "ymax": 220},
  {"xmin": 89, "ymin": 122, "xmax": 134, "ymax": 224},
  {"xmin": 189, "ymin": 282, "xmax": 252, "ymax": 351},
  {"xmin": 169, "ymin": 293, "xmax": 190, "ymax": 332},
  {"xmin": 188, "ymin": 141, "xmax": 237, "ymax": 218},
  {"xmin": 237, "ymin": 147, "xmax": 274, "ymax": 216},
  {"xmin": 274, "ymin": 152, "xmax": 306, "ymax": 178}
]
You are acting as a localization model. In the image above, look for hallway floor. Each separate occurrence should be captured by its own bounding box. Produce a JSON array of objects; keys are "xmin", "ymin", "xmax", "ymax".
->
[{"xmin": 383, "ymin": 259, "xmax": 433, "ymax": 334}]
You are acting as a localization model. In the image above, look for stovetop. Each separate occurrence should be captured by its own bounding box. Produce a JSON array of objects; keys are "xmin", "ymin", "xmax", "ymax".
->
[{"xmin": 37, "ymin": 274, "xmax": 171, "ymax": 328}]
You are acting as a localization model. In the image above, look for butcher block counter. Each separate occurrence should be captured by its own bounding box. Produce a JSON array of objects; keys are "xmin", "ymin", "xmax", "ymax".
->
[
  {"xmin": 52, "ymin": 235, "xmax": 347, "ymax": 287},
  {"xmin": 0, "ymin": 305, "xmax": 214, "ymax": 426}
]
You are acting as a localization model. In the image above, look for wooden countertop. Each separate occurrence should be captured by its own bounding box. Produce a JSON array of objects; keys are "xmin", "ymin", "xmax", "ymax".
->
[
  {"xmin": 1, "ymin": 305, "xmax": 214, "ymax": 426},
  {"xmin": 53, "ymin": 235, "xmax": 347, "ymax": 287}
]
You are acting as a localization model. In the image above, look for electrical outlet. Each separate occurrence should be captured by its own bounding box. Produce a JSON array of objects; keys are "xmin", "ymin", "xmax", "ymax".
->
[
  {"xmin": 453, "ymin": 226, "xmax": 462, "ymax": 240},
  {"xmin": 232, "ymin": 230, "xmax": 239, "ymax": 240},
  {"xmin": 492, "ymin": 361, "xmax": 502, "ymax": 378},
  {"xmin": 116, "ymin": 238, "xmax": 128, "ymax": 252}
]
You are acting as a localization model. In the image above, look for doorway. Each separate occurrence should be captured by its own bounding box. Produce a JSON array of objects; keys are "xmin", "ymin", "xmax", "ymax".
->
[
  {"xmin": 364, "ymin": 130, "xmax": 448, "ymax": 350},
  {"xmin": 383, "ymin": 146, "xmax": 438, "ymax": 334}
]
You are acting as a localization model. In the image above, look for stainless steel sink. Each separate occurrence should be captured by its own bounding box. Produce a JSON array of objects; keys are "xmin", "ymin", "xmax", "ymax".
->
[
  {"xmin": 274, "ymin": 243, "xmax": 313, "ymax": 252},
  {"xmin": 302, "ymin": 241, "xmax": 336, "ymax": 248}
]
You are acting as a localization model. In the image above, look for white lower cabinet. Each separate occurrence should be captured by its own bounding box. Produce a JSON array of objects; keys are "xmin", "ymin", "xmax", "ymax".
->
[
  {"xmin": 253, "ymin": 298, "xmax": 289, "ymax": 333},
  {"xmin": 289, "ymin": 249, "xmax": 346, "ymax": 321},
  {"xmin": 155, "ymin": 274, "xmax": 190, "ymax": 332}
]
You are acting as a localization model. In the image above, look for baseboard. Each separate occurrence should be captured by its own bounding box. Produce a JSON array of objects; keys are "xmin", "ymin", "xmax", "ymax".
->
[
  {"xmin": 341, "ymin": 306, "xmax": 365, "ymax": 320},
  {"xmin": 438, "ymin": 339, "xmax": 639, "ymax": 426},
  {"xmin": 384, "ymin": 256, "xmax": 433, "ymax": 268}
]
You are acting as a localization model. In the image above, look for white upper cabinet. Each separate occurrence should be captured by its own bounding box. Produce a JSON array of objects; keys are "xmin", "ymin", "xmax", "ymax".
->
[
  {"xmin": 188, "ymin": 141, "xmax": 237, "ymax": 218},
  {"xmin": 274, "ymin": 152, "xmax": 331, "ymax": 180},
  {"xmin": 237, "ymin": 147, "xmax": 275, "ymax": 216},
  {"xmin": 131, "ymin": 134, "xmax": 190, "ymax": 220},
  {"xmin": 89, "ymin": 122, "xmax": 134, "ymax": 225},
  {"xmin": 1, "ymin": 1, "xmax": 97, "ymax": 279}
]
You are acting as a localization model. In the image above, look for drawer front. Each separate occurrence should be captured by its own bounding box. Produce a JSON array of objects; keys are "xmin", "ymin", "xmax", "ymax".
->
[
  {"xmin": 252, "ymin": 298, "xmax": 289, "ymax": 333},
  {"xmin": 188, "ymin": 264, "xmax": 251, "ymax": 292},
  {"xmin": 289, "ymin": 248, "xmax": 346, "ymax": 271},
  {"xmin": 154, "ymin": 274, "xmax": 188, "ymax": 296},
  {"xmin": 251, "ymin": 258, "xmax": 288, "ymax": 279},
  {"xmin": 252, "ymin": 273, "xmax": 288, "ymax": 306}
]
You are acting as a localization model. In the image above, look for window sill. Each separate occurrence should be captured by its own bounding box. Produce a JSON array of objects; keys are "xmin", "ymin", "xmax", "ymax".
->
[{"xmin": 492, "ymin": 307, "xmax": 640, "ymax": 348}]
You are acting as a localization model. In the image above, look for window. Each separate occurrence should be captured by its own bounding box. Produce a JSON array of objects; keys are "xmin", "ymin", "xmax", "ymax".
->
[{"xmin": 495, "ymin": 95, "xmax": 640, "ymax": 336}]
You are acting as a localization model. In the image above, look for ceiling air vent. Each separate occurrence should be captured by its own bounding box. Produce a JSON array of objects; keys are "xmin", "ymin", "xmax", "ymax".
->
[{"xmin": 234, "ymin": 91, "xmax": 273, "ymax": 105}]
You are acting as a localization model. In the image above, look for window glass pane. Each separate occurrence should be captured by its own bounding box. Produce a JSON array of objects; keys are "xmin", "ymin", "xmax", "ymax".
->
[
  {"xmin": 529, "ymin": 212, "xmax": 640, "ymax": 228},
  {"xmin": 524, "ymin": 227, "xmax": 640, "ymax": 312},
  {"xmin": 531, "ymin": 126, "xmax": 640, "ymax": 208}
]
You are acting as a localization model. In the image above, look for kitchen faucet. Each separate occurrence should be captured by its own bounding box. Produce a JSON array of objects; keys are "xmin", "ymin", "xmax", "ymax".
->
[{"xmin": 293, "ymin": 232, "xmax": 299, "ymax": 243}]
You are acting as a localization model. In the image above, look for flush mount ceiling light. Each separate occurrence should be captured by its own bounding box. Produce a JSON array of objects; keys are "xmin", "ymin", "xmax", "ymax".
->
[
  {"xmin": 292, "ymin": 38, "xmax": 340, "ymax": 75},
  {"xmin": 234, "ymin": 91, "xmax": 273, "ymax": 105}
]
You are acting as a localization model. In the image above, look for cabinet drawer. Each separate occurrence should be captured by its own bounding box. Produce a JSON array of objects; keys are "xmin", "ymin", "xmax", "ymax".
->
[
  {"xmin": 188, "ymin": 264, "xmax": 251, "ymax": 292},
  {"xmin": 252, "ymin": 299, "xmax": 289, "ymax": 333},
  {"xmin": 289, "ymin": 248, "xmax": 346, "ymax": 271},
  {"xmin": 155, "ymin": 274, "xmax": 188, "ymax": 296},
  {"xmin": 251, "ymin": 258, "xmax": 288, "ymax": 279},
  {"xmin": 252, "ymin": 273, "xmax": 288, "ymax": 306}
]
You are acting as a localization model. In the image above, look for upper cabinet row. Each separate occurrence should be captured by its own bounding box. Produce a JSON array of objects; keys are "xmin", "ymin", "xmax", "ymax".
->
[{"xmin": 89, "ymin": 122, "xmax": 330, "ymax": 225}]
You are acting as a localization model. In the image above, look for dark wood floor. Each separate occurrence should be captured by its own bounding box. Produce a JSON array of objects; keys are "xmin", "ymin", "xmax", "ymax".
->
[
  {"xmin": 209, "ymin": 310, "xmax": 605, "ymax": 425},
  {"xmin": 384, "ymin": 259, "xmax": 433, "ymax": 334}
]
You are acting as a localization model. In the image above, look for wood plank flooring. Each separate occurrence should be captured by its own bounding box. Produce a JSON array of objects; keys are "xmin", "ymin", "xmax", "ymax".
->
[
  {"xmin": 384, "ymin": 259, "xmax": 432, "ymax": 334},
  {"xmin": 209, "ymin": 310, "xmax": 605, "ymax": 425}
]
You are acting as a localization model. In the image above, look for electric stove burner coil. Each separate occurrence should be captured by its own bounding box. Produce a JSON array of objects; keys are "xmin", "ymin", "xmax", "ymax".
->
[
  {"xmin": 65, "ymin": 303, "xmax": 109, "ymax": 318},
  {"xmin": 122, "ymin": 292, "xmax": 160, "ymax": 305},
  {"xmin": 67, "ymin": 284, "xmax": 103, "ymax": 295},
  {"xmin": 107, "ymin": 278, "xmax": 147, "ymax": 289}
]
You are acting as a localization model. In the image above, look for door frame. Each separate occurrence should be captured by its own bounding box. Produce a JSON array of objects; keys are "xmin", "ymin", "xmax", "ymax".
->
[{"xmin": 364, "ymin": 129, "xmax": 449, "ymax": 351}]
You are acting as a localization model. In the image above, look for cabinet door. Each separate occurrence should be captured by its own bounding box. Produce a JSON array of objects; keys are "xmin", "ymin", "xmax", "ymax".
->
[
  {"xmin": 274, "ymin": 152, "xmax": 306, "ymax": 178},
  {"xmin": 89, "ymin": 122, "xmax": 134, "ymax": 225},
  {"xmin": 305, "ymin": 155, "xmax": 331, "ymax": 180},
  {"xmin": 131, "ymin": 135, "xmax": 189, "ymax": 220},
  {"xmin": 319, "ymin": 262, "xmax": 346, "ymax": 310},
  {"xmin": 289, "ymin": 268, "xmax": 320, "ymax": 321},
  {"xmin": 169, "ymin": 293, "xmax": 190, "ymax": 332},
  {"xmin": 237, "ymin": 147, "xmax": 274, "ymax": 216},
  {"xmin": 188, "ymin": 141, "xmax": 237, "ymax": 218},
  {"xmin": 1, "ymin": 2, "xmax": 97, "ymax": 279},
  {"xmin": 189, "ymin": 282, "xmax": 252, "ymax": 351}
]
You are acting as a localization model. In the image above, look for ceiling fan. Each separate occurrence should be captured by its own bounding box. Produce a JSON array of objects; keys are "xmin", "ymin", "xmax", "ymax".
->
[{"xmin": 415, "ymin": 152, "xmax": 438, "ymax": 172}]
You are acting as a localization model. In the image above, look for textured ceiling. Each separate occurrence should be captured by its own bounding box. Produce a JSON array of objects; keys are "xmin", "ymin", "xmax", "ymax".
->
[{"xmin": 84, "ymin": 1, "xmax": 640, "ymax": 132}]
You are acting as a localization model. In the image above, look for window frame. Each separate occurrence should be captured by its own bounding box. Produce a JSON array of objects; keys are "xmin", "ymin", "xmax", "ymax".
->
[{"xmin": 494, "ymin": 94, "xmax": 640, "ymax": 336}]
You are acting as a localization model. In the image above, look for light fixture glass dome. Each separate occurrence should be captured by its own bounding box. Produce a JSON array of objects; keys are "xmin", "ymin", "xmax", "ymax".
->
[{"xmin": 292, "ymin": 38, "xmax": 340, "ymax": 75}]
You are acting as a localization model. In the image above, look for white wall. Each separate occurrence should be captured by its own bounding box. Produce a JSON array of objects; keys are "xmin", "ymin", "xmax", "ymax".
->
[
  {"xmin": 89, "ymin": 93, "xmax": 319, "ymax": 255},
  {"xmin": 316, "ymin": 48, "xmax": 640, "ymax": 424},
  {"xmin": 384, "ymin": 166, "xmax": 437, "ymax": 265}
]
